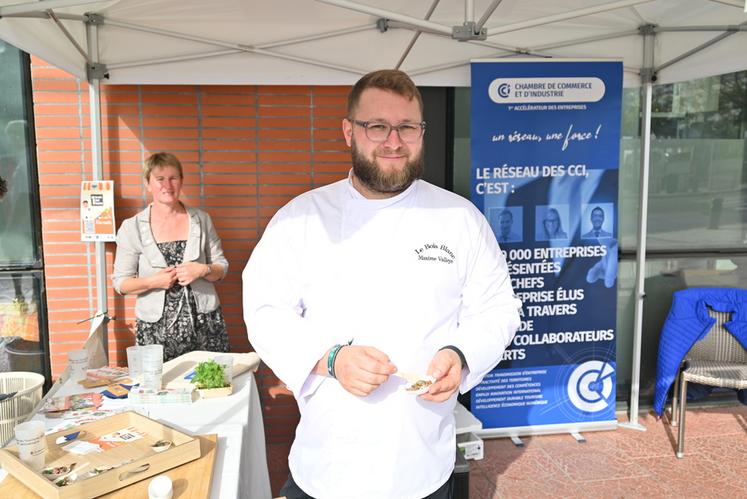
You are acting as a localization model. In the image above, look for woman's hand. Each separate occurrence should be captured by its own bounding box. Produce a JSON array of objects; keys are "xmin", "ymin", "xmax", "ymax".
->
[
  {"xmin": 148, "ymin": 267, "xmax": 178, "ymax": 290},
  {"xmin": 175, "ymin": 262, "xmax": 208, "ymax": 286}
]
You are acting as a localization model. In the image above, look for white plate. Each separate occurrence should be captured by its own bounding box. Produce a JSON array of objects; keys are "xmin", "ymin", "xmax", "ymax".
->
[{"xmin": 395, "ymin": 371, "xmax": 435, "ymax": 395}]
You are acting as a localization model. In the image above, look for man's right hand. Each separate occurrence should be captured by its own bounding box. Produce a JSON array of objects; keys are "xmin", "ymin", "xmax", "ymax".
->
[{"xmin": 333, "ymin": 346, "xmax": 397, "ymax": 397}]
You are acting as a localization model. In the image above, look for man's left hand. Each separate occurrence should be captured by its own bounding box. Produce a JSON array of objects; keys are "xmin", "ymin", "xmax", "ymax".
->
[{"xmin": 420, "ymin": 349, "xmax": 462, "ymax": 402}]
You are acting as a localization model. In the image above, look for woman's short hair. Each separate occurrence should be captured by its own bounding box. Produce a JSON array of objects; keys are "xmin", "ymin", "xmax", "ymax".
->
[{"xmin": 143, "ymin": 152, "xmax": 184, "ymax": 181}]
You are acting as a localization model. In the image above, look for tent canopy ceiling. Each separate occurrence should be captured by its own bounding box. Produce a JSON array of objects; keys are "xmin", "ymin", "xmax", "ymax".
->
[{"xmin": 0, "ymin": 0, "xmax": 745, "ymax": 87}]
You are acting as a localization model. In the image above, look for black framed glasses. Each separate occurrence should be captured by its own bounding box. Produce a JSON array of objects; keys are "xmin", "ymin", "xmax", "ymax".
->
[{"xmin": 348, "ymin": 118, "xmax": 426, "ymax": 143}]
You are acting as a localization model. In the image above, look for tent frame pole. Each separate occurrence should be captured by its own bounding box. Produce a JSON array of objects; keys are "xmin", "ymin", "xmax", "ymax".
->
[
  {"xmin": 0, "ymin": 0, "xmax": 100, "ymax": 16},
  {"xmin": 315, "ymin": 0, "xmax": 452, "ymax": 36},
  {"xmin": 394, "ymin": 0, "xmax": 440, "ymax": 70},
  {"xmin": 465, "ymin": 0, "xmax": 474, "ymax": 23},
  {"xmin": 408, "ymin": 28, "xmax": 638, "ymax": 76},
  {"xmin": 655, "ymin": 22, "xmax": 746, "ymax": 73},
  {"xmin": 386, "ymin": 19, "xmax": 543, "ymax": 56},
  {"xmin": 484, "ymin": 0, "xmax": 652, "ymax": 37},
  {"xmin": 475, "ymin": 0, "xmax": 504, "ymax": 32},
  {"xmin": 620, "ymin": 24, "xmax": 656, "ymax": 432},
  {"xmin": 48, "ymin": 9, "xmax": 90, "ymax": 63},
  {"xmin": 103, "ymin": 18, "xmax": 364, "ymax": 75},
  {"xmin": 258, "ymin": 24, "xmax": 371, "ymax": 49},
  {"xmin": 85, "ymin": 15, "xmax": 109, "ymax": 361}
]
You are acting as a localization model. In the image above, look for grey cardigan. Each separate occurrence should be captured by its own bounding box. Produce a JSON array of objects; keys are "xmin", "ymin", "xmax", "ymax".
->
[{"xmin": 112, "ymin": 204, "xmax": 228, "ymax": 322}]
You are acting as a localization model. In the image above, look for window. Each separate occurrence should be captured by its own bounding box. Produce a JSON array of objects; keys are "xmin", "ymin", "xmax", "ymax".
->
[
  {"xmin": 0, "ymin": 272, "xmax": 47, "ymax": 374},
  {"xmin": 0, "ymin": 42, "xmax": 40, "ymax": 266},
  {"xmin": 0, "ymin": 41, "xmax": 48, "ymax": 381},
  {"xmin": 619, "ymin": 72, "xmax": 747, "ymax": 252}
]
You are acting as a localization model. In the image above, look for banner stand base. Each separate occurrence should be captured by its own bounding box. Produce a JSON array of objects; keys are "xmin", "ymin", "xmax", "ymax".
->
[
  {"xmin": 476, "ymin": 420, "xmax": 617, "ymax": 440},
  {"xmin": 570, "ymin": 431, "xmax": 587, "ymax": 443},
  {"xmin": 618, "ymin": 421, "xmax": 647, "ymax": 432}
]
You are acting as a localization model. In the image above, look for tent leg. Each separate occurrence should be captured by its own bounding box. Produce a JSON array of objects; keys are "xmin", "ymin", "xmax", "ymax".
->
[
  {"xmin": 620, "ymin": 25, "xmax": 655, "ymax": 432},
  {"xmin": 86, "ymin": 17, "xmax": 109, "ymax": 362}
]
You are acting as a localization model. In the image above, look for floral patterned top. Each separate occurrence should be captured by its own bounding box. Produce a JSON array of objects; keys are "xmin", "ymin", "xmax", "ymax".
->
[{"xmin": 136, "ymin": 240, "xmax": 228, "ymax": 362}]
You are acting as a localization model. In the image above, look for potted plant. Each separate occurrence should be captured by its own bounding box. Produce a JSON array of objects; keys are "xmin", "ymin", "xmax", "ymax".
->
[{"xmin": 191, "ymin": 360, "xmax": 232, "ymax": 399}]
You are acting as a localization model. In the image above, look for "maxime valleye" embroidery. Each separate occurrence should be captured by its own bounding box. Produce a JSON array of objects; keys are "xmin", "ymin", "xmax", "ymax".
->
[{"xmin": 414, "ymin": 243, "xmax": 455, "ymax": 264}]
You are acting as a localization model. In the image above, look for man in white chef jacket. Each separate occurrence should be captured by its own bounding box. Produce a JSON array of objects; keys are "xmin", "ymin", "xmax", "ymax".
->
[{"xmin": 243, "ymin": 69, "xmax": 521, "ymax": 499}]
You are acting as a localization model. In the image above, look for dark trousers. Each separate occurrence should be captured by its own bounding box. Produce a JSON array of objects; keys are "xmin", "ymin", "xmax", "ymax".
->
[{"xmin": 280, "ymin": 472, "xmax": 454, "ymax": 499}]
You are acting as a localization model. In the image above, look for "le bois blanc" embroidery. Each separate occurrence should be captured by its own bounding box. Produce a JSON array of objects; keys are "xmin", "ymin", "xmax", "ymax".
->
[{"xmin": 414, "ymin": 243, "xmax": 454, "ymax": 264}]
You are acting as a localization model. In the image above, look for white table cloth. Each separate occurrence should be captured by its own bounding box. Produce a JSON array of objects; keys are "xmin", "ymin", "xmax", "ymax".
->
[{"xmin": 29, "ymin": 366, "xmax": 271, "ymax": 499}]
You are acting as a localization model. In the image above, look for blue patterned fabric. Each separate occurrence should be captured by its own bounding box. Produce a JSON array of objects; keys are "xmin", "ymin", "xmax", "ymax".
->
[{"xmin": 654, "ymin": 287, "xmax": 747, "ymax": 415}]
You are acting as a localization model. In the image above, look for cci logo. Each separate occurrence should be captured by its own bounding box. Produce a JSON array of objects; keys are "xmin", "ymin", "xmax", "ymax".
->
[
  {"xmin": 566, "ymin": 361, "xmax": 614, "ymax": 412},
  {"xmin": 488, "ymin": 77, "xmax": 605, "ymax": 104}
]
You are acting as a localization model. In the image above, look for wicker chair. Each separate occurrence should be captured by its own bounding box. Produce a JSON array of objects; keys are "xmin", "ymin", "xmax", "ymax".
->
[{"xmin": 669, "ymin": 308, "xmax": 747, "ymax": 458}]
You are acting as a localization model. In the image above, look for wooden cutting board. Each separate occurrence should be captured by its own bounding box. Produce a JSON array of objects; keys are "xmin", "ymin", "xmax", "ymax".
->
[{"xmin": 0, "ymin": 434, "xmax": 217, "ymax": 498}]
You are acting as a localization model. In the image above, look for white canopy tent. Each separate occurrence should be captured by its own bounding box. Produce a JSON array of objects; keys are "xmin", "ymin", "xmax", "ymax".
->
[
  {"xmin": 0, "ymin": 0, "xmax": 745, "ymax": 86},
  {"xmin": 1, "ymin": 0, "xmax": 746, "ymax": 428}
]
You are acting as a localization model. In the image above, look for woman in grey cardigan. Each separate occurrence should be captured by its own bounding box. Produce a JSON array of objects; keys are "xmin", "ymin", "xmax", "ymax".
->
[{"xmin": 112, "ymin": 152, "xmax": 229, "ymax": 361}]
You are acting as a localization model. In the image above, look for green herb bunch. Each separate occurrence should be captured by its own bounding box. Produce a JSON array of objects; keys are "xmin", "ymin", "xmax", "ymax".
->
[{"xmin": 191, "ymin": 360, "xmax": 229, "ymax": 389}]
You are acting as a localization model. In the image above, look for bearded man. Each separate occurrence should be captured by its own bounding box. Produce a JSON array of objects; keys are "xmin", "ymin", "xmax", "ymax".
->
[{"xmin": 243, "ymin": 69, "xmax": 521, "ymax": 499}]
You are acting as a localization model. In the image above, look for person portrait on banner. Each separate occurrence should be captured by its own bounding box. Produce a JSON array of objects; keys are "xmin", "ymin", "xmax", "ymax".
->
[
  {"xmin": 243, "ymin": 69, "xmax": 521, "ymax": 499},
  {"xmin": 494, "ymin": 208, "xmax": 522, "ymax": 243},
  {"xmin": 112, "ymin": 152, "xmax": 230, "ymax": 362},
  {"xmin": 541, "ymin": 207, "xmax": 568, "ymax": 240},
  {"xmin": 582, "ymin": 206, "xmax": 612, "ymax": 239}
]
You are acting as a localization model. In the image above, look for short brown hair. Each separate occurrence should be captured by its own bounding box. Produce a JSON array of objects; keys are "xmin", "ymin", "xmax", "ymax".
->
[
  {"xmin": 347, "ymin": 69, "xmax": 423, "ymax": 117},
  {"xmin": 143, "ymin": 152, "xmax": 183, "ymax": 181}
]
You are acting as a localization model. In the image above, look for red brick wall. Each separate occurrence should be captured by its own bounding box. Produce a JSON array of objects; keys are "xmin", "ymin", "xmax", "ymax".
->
[{"xmin": 31, "ymin": 57, "xmax": 350, "ymax": 455}]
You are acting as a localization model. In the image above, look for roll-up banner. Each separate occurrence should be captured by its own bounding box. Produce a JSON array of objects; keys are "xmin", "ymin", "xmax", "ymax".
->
[{"xmin": 471, "ymin": 60, "xmax": 622, "ymax": 435}]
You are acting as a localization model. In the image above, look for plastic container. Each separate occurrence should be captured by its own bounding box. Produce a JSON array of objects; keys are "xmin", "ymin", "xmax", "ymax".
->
[
  {"xmin": 148, "ymin": 474, "xmax": 173, "ymax": 499},
  {"xmin": 457, "ymin": 431, "xmax": 484, "ymax": 460},
  {"xmin": 213, "ymin": 354, "xmax": 233, "ymax": 384},
  {"xmin": 67, "ymin": 348, "xmax": 89, "ymax": 382},
  {"xmin": 13, "ymin": 419, "xmax": 46, "ymax": 470},
  {"xmin": 0, "ymin": 371, "xmax": 44, "ymax": 447},
  {"xmin": 127, "ymin": 345, "xmax": 142, "ymax": 384},
  {"xmin": 141, "ymin": 344, "xmax": 164, "ymax": 390}
]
